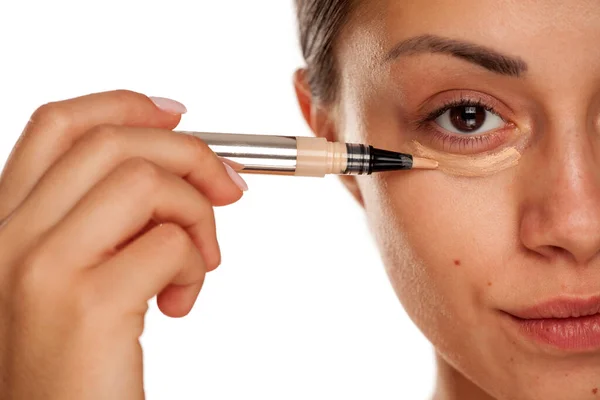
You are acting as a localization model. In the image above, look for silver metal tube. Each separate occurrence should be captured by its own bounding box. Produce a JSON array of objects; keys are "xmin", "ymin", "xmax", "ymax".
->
[{"xmin": 178, "ymin": 131, "xmax": 298, "ymax": 175}]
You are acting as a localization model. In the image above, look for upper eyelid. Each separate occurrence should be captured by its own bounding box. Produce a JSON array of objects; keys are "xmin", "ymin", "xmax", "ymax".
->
[
  {"xmin": 417, "ymin": 90, "xmax": 515, "ymax": 115},
  {"xmin": 426, "ymin": 100, "xmax": 502, "ymax": 121},
  {"xmin": 415, "ymin": 92, "xmax": 515, "ymax": 126}
]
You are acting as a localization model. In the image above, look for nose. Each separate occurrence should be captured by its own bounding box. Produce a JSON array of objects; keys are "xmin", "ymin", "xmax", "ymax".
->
[{"xmin": 519, "ymin": 125, "xmax": 600, "ymax": 265}]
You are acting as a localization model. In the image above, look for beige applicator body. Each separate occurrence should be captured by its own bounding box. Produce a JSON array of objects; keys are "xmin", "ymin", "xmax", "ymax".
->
[{"xmin": 177, "ymin": 131, "xmax": 438, "ymax": 177}]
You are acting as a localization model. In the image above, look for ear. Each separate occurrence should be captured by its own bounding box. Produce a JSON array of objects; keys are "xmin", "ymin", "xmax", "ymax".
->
[
  {"xmin": 293, "ymin": 69, "xmax": 364, "ymax": 207},
  {"xmin": 293, "ymin": 69, "xmax": 334, "ymax": 141}
]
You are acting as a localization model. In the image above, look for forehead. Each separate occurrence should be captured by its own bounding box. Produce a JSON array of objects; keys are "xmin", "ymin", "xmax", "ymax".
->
[
  {"xmin": 342, "ymin": 0, "xmax": 600, "ymax": 62},
  {"xmin": 335, "ymin": 0, "xmax": 600, "ymax": 100}
]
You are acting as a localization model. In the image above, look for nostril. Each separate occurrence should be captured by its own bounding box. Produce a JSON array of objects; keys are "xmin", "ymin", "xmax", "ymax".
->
[
  {"xmin": 545, "ymin": 245, "xmax": 576, "ymax": 262},
  {"xmin": 531, "ymin": 245, "xmax": 572, "ymax": 261},
  {"xmin": 548, "ymin": 245, "xmax": 567, "ymax": 255}
]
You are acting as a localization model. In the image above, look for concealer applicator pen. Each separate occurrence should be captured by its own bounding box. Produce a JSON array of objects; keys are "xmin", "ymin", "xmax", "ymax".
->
[{"xmin": 177, "ymin": 131, "xmax": 438, "ymax": 177}]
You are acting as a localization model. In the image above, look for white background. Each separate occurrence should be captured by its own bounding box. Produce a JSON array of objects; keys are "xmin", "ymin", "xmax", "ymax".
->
[{"xmin": 0, "ymin": 1, "xmax": 435, "ymax": 398}]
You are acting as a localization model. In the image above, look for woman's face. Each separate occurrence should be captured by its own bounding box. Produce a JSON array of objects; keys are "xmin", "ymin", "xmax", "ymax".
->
[{"xmin": 329, "ymin": 1, "xmax": 600, "ymax": 398}]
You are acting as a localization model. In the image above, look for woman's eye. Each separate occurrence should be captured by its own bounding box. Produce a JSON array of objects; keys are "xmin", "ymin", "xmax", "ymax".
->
[{"xmin": 434, "ymin": 105, "xmax": 504, "ymax": 134}]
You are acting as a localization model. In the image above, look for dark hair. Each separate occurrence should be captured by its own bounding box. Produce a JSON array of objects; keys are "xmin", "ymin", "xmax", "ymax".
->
[{"xmin": 295, "ymin": 0, "xmax": 356, "ymax": 103}]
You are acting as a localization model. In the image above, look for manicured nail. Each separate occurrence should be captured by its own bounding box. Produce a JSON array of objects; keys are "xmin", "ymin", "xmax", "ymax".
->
[
  {"xmin": 222, "ymin": 162, "xmax": 248, "ymax": 192},
  {"xmin": 149, "ymin": 96, "xmax": 187, "ymax": 115}
]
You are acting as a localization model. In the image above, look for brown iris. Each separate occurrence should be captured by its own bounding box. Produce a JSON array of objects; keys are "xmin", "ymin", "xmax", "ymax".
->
[{"xmin": 449, "ymin": 106, "xmax": 486, "ymax": 132}]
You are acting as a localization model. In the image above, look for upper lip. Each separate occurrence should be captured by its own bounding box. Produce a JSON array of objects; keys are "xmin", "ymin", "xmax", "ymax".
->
[{"xmin": 508, "ymin": 296, "xmax": 600, "ymax": 320}]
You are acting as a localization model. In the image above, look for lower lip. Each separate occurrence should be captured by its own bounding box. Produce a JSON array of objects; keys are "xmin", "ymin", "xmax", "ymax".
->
[{"xmin": 511, "ymin": 313, "xmax": 600, "ymax": 351}]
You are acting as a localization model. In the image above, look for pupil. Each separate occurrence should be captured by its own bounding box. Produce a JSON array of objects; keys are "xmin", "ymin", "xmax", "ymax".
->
[{"xmin": 450, "ymin": 106, "xmax": 486, "ymax": 132}]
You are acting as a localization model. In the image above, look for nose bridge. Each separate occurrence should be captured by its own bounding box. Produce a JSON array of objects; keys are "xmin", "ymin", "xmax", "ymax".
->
[{"xmin": 519, "ymin": 107, "xmax": 600, "ymax": 265}]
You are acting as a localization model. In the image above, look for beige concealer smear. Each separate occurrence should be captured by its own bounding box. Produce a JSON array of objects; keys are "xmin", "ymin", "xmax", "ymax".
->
[{"xmin": 408, "ymin": 141, "xmax": 522, "ymax": 177}]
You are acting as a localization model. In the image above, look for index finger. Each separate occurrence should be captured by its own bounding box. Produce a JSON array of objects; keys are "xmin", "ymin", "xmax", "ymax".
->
[{"xmin": 0, "ymin": 90, "xmax": 185, "ymax": 220}]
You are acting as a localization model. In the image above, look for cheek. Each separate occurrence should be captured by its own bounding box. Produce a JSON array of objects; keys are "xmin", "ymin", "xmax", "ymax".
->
[{"xmin": 359, "ymin": 170, "xmax": 517, "ymax": 347}]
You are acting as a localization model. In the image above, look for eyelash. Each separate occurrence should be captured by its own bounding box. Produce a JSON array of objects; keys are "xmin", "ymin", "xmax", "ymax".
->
[
  {"xmin": 422, "ymin": 98, "xmax": 497, "ymax": 121},
  {"xmin": 415, "ymin": 97, "xmax": 513, "ymax": 153}
]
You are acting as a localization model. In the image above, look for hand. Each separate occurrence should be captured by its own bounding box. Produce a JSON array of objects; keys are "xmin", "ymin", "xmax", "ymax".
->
[{"xmin": 0, "ymin": 90, "xmax": 247, "ymax": 399}]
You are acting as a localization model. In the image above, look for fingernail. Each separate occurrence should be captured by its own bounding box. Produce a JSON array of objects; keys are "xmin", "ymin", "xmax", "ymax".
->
[
  {"xmin": 222, "ymin": 162, "xmax": 248, "ymax": 192},
  {"xmin": 149, "ymin": 96, "xmax": 187, "ymax": 115}
]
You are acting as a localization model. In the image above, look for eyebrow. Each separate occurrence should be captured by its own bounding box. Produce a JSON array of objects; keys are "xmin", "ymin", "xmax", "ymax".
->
[{"xmin": 384, "ymin": 34, "xmax": 528, "ymax": 77}]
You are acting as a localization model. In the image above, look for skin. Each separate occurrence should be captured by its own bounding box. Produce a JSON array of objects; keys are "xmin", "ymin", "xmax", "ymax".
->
[
  {"xmin": 295, "ymin": 0, "xmax": 600, "ymax": 399},
  {"xmin": 0, "ymin": 90, "xmax": 246, "ymax": 398},
  {"xmin": 1, "ymin": 2, "xmax": 599, "ymax": 399}
]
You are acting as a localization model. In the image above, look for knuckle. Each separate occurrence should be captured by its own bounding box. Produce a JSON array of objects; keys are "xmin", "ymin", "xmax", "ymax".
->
[
  {"xmin": 111, "ymin": 89, "xmax": 143, "ymax": 102},
  {"xmin": 29, "ymin": 101, "xmax": 70, "ymax": 131},
  {"xmin": 17, "ymin": 248, "xmax": 55, "ymax": 297},
  {"xmin": 17, "ymin": 250, "xmax": 95, "ymax": 324},
  {"xmin": 121, "ymin": 157, "xmax": 163, "ymax": 192},
  {"xmin": 155, "ymin": 223, "xmax": 192, "ymax": 253},
  {"xmin": 84, "ymin": 124, "xmax": 122, "ymax": 155},
  {"xmin": 182, "ymin": 133, "xmax": 212, "ymax": 160},
  {"xmin": 110, "ymin": 89, "xmax": 147, "ymax": 108}
]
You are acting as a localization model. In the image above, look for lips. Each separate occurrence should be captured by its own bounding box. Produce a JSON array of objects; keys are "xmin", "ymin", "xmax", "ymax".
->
[
  {"xmin": 506, "ymin": 296, "xmax": 600, "ymax": 351},
  {"xmin": 510, "ymin": 296, "xmax": 600, "ymax": 320}
]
